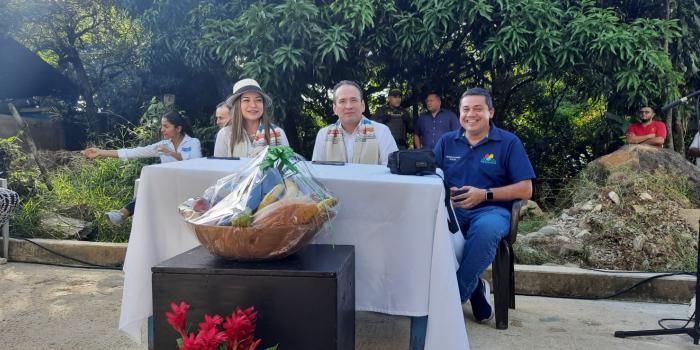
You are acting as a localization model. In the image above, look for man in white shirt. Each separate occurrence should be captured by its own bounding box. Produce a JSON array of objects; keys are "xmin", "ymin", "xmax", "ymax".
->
[{"xmin": 312, "ymin": 80, "xmax": 398, "ymax": 165}]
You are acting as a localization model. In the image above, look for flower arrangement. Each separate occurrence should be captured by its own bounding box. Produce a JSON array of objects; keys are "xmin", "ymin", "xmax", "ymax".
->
[{"xmin": 166, "ymin": 301, "xmax": 278, "ymax": 350}]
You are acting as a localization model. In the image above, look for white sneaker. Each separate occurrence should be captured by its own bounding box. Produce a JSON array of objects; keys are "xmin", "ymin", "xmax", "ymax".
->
[{"xmin": 104, "ymin": 210, "xmax": 124, "ymax": 225}]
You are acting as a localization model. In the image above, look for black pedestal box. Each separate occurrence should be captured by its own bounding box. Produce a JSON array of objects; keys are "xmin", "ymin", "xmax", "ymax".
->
[{"xmin": 152, "ymin": 244, "xmax": 355, "ymax": 350}]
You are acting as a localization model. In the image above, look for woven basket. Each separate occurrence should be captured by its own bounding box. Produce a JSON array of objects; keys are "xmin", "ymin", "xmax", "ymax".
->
[{"xmin": 191, "ymin": 212, "xmax": 333, "ymax": 261}]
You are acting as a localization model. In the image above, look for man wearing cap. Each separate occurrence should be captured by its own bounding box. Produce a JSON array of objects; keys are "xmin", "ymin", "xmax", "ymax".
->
[
  {"xmin": 312, "ymin": 80, "xmax": 398, "ymax": 165},
  {"xmin": 434, "ymin": 87, "xmax": 534, "ymax": 323},
  {"xmin": 373, "ymin": 89, "xmax": 412, "ymax": 149},
  {"xmin": 414, "ymin": 92, "xmax": 460, "ymax": 151},
  {"xmin": 626, "ymin": 105, "xmax": 666, "ymax": 148}
]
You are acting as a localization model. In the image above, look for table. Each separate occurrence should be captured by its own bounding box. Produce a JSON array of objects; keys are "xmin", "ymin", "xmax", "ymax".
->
[
  {"xmin": 152, "ymin": 245, "xmax": 355, "ymax": 349},
  {"xmin": 119, "ymin": 158, "xmax": 469, "ymax": 350}
]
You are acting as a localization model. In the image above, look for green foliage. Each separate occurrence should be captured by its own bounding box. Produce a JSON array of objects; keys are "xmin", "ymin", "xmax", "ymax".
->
[
  {"xmin": 11, "ymin": 197, "xmax": 57, "ymax": 239},
  {"xmin": 517, "ymin": 215, "xmax": 554, "ymax": 236},
  {"xmin": 135, "ymin": 97, "xmax": 169, "ymax": 145},
  {"xmin": 1, "ymin": 105, "xmax": 158, "ymax": 241},
  {"xmin": 5, "ymin": 0, "xmax": 150, "ymax": 133},
  {"xmin": 8, "ymin": 150, "xmax": 145, "ymax": 242},
  {"xmin": 4, "ymin": 0, "xmax": 700, "ymax": 243},
  {"xmin": 134, "ymin": 0, "xmax": 687, "ymax": 162},
  {"xmin": 45, "ymin": 156, "xmax": 142, "ymax": 242},
  {"xmin": 0, "ymin": 137, "xmax": 43, "ymax": 198}
]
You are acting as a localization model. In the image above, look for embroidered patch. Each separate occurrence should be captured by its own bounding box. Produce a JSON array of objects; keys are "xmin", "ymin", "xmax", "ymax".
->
[
  {"xmin": 182, "ymin": 147, "xmax": 192, "ymax": 152},
  {"xmin": 446, "ymin": 155, "xmax": 460, "ymax": 161},
  {"xmin": 480, "ymin": 153, "xmax": 496, "ymax": 164}
]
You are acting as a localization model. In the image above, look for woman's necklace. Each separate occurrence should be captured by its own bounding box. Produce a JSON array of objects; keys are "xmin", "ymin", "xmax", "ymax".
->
[{"xmin": 244, "ymin": 122, "xmax": 260, "ymax": 143}]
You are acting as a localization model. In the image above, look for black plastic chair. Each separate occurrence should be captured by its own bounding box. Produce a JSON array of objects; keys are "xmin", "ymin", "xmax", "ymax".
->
[{"xmin": 491, "ymin": 199, "xmax": 526, "ymax": 329}]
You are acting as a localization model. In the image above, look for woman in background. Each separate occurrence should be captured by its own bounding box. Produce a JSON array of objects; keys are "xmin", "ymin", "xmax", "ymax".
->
[{"xmin": 82, "ymin": 111, "xmax": 202, "ymax": 224}]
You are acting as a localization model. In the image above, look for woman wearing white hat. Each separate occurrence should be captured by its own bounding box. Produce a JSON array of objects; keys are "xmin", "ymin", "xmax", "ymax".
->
[{"xmin": 213, "ymin": 78, "xmax": 289, "ymax": 157}]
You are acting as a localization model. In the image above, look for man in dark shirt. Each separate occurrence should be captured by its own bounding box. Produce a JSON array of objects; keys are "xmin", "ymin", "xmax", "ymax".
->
[
  {"xmin": 414, "ymin": 92, "xmax": 460, "ymax": 150},
  {"xmin": 435, "ymin": 87, "xmax": 535, "ymax": 323},
  {"xmin": 373, "ymin": 89, "xmax": 412, "ymax": 149}
]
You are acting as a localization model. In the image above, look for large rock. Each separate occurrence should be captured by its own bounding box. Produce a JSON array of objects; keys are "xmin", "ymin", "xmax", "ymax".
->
[
  {"xmin": 591, "ymin": 145, "xmax": 700, "ymax": 206},
  {"xmin": 538, "ymin": 225, "xmax": 559, "ymax": 236},
  {"xmin": 520, "ymin": 200, "xmax": 544, "ymax": 218},
  {"xmin": 679, "ymin": 209, "xmax": 700, "ymax": 233},
  {"xmin": 39, "ymin": 212, "xmax": 94, "ymax": 240}
]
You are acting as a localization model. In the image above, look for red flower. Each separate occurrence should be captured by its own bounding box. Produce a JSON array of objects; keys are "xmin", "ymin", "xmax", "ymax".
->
[
  {"xmin": 179, "ymin": 327, "xmax": 228, "ymax": 350},
  {"xmin": 167, "ymin": 303, "xmax": 271, "ymax": 350},
  {"xmin": 198, "ymin": 314, "xmax": 224, "ymax": 333},
  {"xmin": 223, "ymin": 307, "xmax": 258, "ymax": 350},
  {"xmin": 195, "ymin": 327, "xmax": 228, "ymax": 350},
  {"xmin": 166, "ymin": 301, "xmax": 190, "ymax": 339},
  {"xmin": 179, "ymin": 332, "xmax": 199, "ymax": 350}
]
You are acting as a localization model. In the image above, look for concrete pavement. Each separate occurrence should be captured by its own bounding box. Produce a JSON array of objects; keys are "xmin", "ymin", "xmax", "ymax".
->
[{"xmin": 1, "ymin": 262, "xmax": 698, "ymax": 350}]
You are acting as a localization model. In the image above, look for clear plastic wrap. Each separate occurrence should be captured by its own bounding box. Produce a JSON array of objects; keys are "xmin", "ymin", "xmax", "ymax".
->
[{"xmin": 179, "ymin": 146, "xmax": 338, "ymax": 260}]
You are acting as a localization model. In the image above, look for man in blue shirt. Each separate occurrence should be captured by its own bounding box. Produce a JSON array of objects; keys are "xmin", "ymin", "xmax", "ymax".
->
[
  {"xmin": 434, "ymin": 87, "xmax": 535, "ymax": 323},
  {"xmin": 414, "ymin": 92, "xmax": 460, "ymax": 150}
]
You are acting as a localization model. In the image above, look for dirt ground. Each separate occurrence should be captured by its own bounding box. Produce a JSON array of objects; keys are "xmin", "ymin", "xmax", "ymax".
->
[{"xmin": 1, "ymin": 261, "xmax": 699, "ymax": 350}]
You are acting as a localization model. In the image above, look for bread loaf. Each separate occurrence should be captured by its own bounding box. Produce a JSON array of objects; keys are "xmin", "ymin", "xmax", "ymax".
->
[{"xmin": 253, "ymin": 198, "xmax": 319, "ymax": 227}]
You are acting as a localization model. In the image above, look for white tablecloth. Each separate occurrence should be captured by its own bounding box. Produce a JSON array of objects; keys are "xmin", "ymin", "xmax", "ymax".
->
[{"xmin": 119, "ymin": 158, "xmax": 468, "ymax": 349}]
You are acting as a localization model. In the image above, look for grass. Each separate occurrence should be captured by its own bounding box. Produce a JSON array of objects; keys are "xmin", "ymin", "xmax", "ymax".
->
[
  {"xmin": 9, "ymin": 153, "xmax": 150, "ymax": 242},
  {"xmin": 513, "ymin": 243, "xmax": 554, "ymax": 265},
  {"xmin": 517, "ymin": 214, "xmax": 554, "ymax": 235}
]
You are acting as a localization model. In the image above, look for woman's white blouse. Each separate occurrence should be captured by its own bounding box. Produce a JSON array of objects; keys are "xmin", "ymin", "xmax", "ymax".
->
[{"xmin": 117, "ymin": 135, "xmax": 202, "ymax": 163}]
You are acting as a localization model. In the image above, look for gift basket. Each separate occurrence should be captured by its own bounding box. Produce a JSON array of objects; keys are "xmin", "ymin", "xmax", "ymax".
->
[{"xmin": 179, "ymin": 146, "xmax": 338, "ymax": 260}]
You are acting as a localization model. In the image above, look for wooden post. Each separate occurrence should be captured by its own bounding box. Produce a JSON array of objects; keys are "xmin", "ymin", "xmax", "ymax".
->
[{"xmin": 8, "ymin": 103, "xmax": 53, "ymax": 191}]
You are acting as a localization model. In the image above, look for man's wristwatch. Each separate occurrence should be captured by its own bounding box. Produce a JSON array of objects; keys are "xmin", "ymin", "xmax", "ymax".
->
[{"xmin": 486, "ymin": 188, "xmax": 494, "ymax": 201}]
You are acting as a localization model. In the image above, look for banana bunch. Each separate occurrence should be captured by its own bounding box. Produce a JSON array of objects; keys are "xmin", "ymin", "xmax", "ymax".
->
[
  {"xmin": 317, "ymin": 197, "xmax": 338, "ymax": 211},
  {"xmin": 294, "ymin": 197, "xmax": 339, "ymax": 224},
  {"xmin": 258, "ymin": 179, "xmax": 300, "ymax": 211}
]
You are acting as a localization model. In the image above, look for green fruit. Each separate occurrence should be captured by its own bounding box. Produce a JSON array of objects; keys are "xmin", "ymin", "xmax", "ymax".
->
[{"xmin": 230, "ymin": 208, "xmax": 252, "ymax": 227}]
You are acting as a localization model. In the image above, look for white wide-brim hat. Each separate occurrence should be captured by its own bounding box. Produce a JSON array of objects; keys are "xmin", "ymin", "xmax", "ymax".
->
[{"xmin": 227, "ymin": 78, "xmax": 273, "ymax": 108}]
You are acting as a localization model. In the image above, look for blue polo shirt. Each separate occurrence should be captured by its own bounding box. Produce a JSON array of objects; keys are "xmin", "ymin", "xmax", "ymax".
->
[{"xmin": 434, "ymin": 126, "xmax": 536, "ymax": 211}]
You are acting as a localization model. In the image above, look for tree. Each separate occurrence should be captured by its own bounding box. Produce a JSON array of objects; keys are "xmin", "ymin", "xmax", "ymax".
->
[
  {"xmin": 5, "ymin": 0, "xmax": 149, "ymax": 130},
  {"xmin": 601, "ymin": 0, "xmax": 700, "ymax": 153},
  {"xmin": 138, "ymin": 0, "xmax": 680, "ymax": 159}
]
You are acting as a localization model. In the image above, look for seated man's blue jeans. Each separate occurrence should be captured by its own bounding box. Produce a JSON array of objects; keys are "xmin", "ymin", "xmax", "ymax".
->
[{"xmin": 456, "ymin": 205, "xmax": 511, "ymax": 302}]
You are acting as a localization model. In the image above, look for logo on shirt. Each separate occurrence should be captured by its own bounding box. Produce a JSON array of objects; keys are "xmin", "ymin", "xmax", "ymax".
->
[
  {"xmin": 446, "ymin": 155, "xmax": 460, "ymax": 161},
  {"xmin": 182, "ymin": 147, "xmax": 192, "ymax": 152},
  {"xmin": 480, "ymin": 153, "xmax": 496, "ymax": 164}
]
